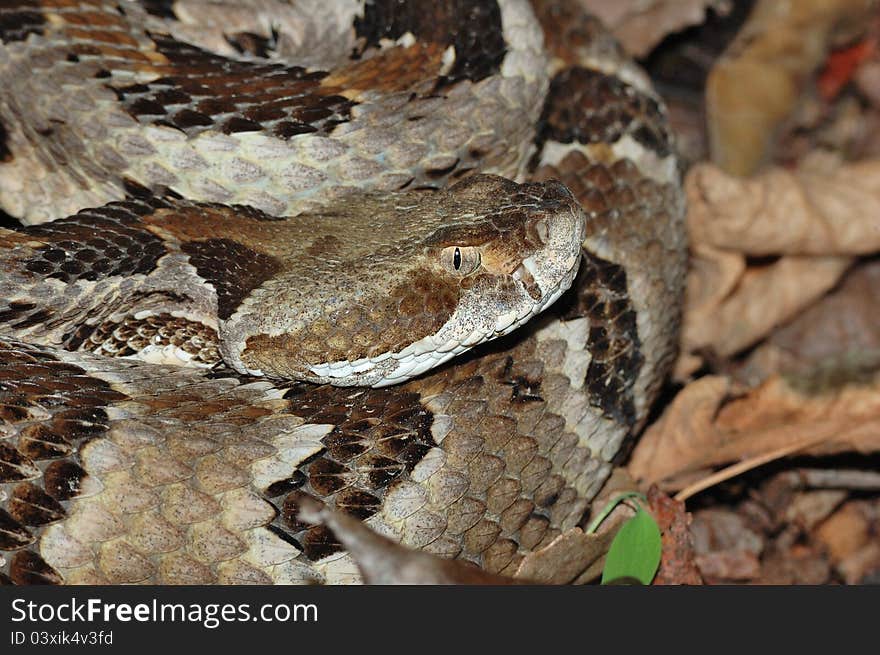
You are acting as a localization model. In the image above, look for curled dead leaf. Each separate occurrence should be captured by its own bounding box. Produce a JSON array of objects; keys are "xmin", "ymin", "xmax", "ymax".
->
[
  {"xmin": 687, "ymin": 157, "xmax": 880, "ymax": 256},
  {"xmin": 682, "ymin": 251, "xmax": 852, "ymax": 366},
  {"xmin": 816, "ymin": 501, "xmax": 873, "ymax": 563},
  {"xmin": 628, "ymin": 375, "xmax": 733, "ymax": 485},
  {"xmin": 628, "ymin": 372, "xmax": 880, "ymax": 491},
  {"xmin": 816, "ymin": 500, "xmax": 880, "ymax": 582},
  {"xmin": 676, "ymin": 154, "xmax": 880, "ymax": 374},
  {"xmin": 514, "ymin": 524, "xmax": 620, "ymax": 584}
]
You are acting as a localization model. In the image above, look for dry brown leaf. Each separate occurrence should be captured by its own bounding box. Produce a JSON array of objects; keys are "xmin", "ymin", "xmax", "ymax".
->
[
  {"xmin": 783, "ymin": 490, "xmax": 848, "ymax": 531},
  {"xmin": 647, "ymin": 487, "xmax": 703, "ymax": 585},
  {"xmin": 676, "ymin": 154, "xmax": 880, "ymax": 375},
  {"xmin": 821, "ymin": 498, "xmax": 880, "ymax": 582},
  {"xmin": 691, "ymin": 508, "xmax": 764, "ymax": 556},
  {"xmin": 581, "ymin": 0, "xmax": 725, "ymax": 57},
  {"xmin": 694, "ymin": 550, "xmax": 761, "ymax": 581},
  {"xmin": 628, "ymin": 375, "xmax": 733, "ymax": 484},
  {"xmin": 674, "ymin": 244, "xmax": 743, "ymax": 377},
  {"xmin": 760, "ymin": 545, "xmax": 833, "ymax": 584},
  {"xmin": 687, "ymin": 158, "xmax": 880, "ymax": 256},
  {"xmin": 815, "ymin": 500, "xmax": 874, "ymax": 563},
  {"xmin": 690, "ymin": 508, "xmax": 763, "ymax": 582},
  {"xmin": 738, "ymin": 260, "xmax": 880, "ymax": 383},
  {"xmin": 838, "ymin": 542, "xmax": 880, "ymax": 583},
  {"xmin": 683, "ymin": 243, "xmax": 745, "ymax": 320},
  {"xmin": 706, "ymin": 0, "xmax": 875, "ymax": 175},
  {"xmin": 681, "ymin": 252, "xmax": 852, "ymax": 365},
  {"xmin": 628, "ymin": 372, "xmax": 880, "ymax": 489},
  {"xmin": 514, "ymin": 524, "xmax": 620, "ymax": 584}
]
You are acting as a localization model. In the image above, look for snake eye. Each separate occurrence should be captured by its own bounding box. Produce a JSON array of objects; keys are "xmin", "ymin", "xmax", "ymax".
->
[{"xmin": 441, "ymin": 245, "xmax": 481, "ymax": 276}]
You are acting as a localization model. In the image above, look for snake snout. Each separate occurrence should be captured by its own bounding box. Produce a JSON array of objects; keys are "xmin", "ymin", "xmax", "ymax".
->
[{"xmin": 512, "ymin": 182, "xmax": 587, "ymax": 305}]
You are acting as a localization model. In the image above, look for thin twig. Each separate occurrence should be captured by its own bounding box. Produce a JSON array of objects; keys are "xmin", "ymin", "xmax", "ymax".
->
[{"xmin": 674, "ymin": 432, "xmax": 833, "ymax": 502}]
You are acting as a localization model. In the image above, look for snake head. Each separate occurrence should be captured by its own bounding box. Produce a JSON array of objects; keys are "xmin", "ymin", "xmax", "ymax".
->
[{"xmin": 222, "ymin": 175, "xmax": 586, "ymax": 386}]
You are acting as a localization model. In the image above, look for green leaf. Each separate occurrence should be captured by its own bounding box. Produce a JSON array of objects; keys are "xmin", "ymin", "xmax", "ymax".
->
[{"xmin": 601, "ymin": 507, "xmax": 662, "ymax": 585}]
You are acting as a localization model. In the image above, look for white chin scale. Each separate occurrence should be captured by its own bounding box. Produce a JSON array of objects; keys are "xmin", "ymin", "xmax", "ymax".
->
[{"xmin": 306, "ymin": 339, "xmax": 472, "ymax": 388}]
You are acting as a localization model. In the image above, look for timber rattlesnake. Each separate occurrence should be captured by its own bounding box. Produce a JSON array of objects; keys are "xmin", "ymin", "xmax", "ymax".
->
[{"xmin": 0, "ymin": 0, "xmax": 686, "ymax": 584}]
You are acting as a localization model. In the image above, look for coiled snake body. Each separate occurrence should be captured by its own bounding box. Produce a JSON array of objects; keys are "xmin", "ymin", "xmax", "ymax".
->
[{"xmin": 0, "ymin": 0, "xmax": 685, "ymax": 584}]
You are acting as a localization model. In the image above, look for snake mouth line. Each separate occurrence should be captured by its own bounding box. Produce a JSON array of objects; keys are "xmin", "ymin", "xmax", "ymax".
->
[{"xmin": 305, "ymin": 249, "xmax": 580, "ymax": 388}]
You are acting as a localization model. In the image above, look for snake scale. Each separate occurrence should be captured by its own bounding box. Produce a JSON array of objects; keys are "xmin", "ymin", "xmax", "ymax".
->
[{"xmin": 0, "ymin": 0, "xmax": 685, "ymax": 584}]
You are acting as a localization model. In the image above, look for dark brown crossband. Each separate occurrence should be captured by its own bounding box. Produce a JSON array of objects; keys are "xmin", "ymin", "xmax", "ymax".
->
[
  {"xmin": 0, "ymin": 338, "xmax": 128, "ymax": 584},
  {"xmin": 354, "ymin": 0, "xmax": 506, "ymax": 83},
  {"xmin": 14, "ymin": 199, "xmax": 171, "ymax": 284},
  {"xmin": 562, "ymin": 253, "xmax": 642, "ymax": 427},
  {"xmin": 112, "ymin": 35, "xmax": 355, "ymax": 139},
  {"xmin": 0, "ymin": 1, "xmax": 45, "ymax": 44},
  {"xmin": 272, "ymin": 384, "xmax": 435, "ymax": 560},
  {"xmin": 181, "ymin": 237, "xmax": 283, "ymax": 320},
  {"xmin": 536, "ymin": 67, "xmax": 672, "ymax": 159}
]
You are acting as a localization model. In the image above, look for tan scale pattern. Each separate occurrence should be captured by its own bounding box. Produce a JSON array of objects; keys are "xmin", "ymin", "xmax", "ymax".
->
[
  {"xmin": 0, "ymin": 328, "xmax": 603, "ymax": 584},
  {"xmin": 0, "ymin": 337, "xmax": 302, "ymax": 584},
  {"xmin": 0, "ymin": 0, "xmax": 548, "ymax": 224},
  {"xmin": 81, "ymin": 313, "xmax": 220, "ymax": 364},
  {"xmin": 242, "ymin": 270, "xmax": 461, "ymax": 368},
  {"xmin": 534, "ymin": 151, "xmax": 685, "ymax": 429},
  {"xmin": 399, "ymin": 334, "xmax": 598, "ymax": 575}
]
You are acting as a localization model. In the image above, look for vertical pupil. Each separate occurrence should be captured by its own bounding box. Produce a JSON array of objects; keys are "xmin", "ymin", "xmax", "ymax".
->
[{"xmin": 453, "ymin": 247, "xmax": 461, "ymax": 270}]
